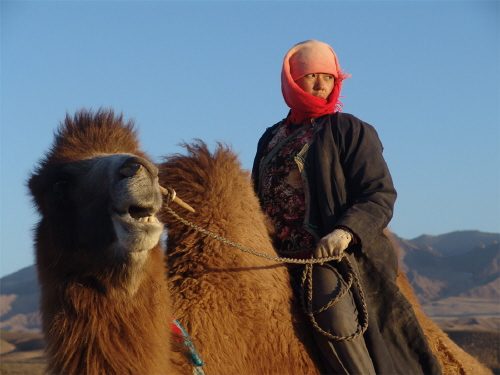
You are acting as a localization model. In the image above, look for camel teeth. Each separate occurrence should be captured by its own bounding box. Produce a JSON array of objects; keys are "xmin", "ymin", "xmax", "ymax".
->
[
  {"xmin": 137, "ymin": 216, "xmax": 158, "ymax": 223},
  {"xmin": 117, "ymin": 212, "xmax": 158, "ymax": 223}
]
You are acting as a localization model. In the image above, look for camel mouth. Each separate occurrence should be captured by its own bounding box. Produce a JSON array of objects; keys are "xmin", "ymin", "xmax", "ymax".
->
[
  {"xmin": 116, "ymin": 205, "xmax": 160, "ymax": 224},
  {"xmin": 111, "ymin": 204, "xmax": 164, "ymax": 254},
  {"xmin": 128, "ymin": 205, "xmax": 158, "ymax": 222}
]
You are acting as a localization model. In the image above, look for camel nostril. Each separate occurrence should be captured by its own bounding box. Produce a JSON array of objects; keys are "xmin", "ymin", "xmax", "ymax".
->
[{"xmin": 120, "ymin": 164, "xmax": 143, "ymax": 177}]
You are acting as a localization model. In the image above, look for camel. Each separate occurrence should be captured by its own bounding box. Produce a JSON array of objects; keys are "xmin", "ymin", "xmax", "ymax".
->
[
  {"xmin": 30, "ymin": 108, "xmax": 491, "ymax": 374},
  {"xmin": 27, "ymin": 109, "xmax": 187, "ymax": 375},
  {"xmin": 29, "ymin": 109, "xmax": 316, "ymax": 375},
  {"xmin": 159, "ymin": 141, "xmax": 492, "ymax": 375}
]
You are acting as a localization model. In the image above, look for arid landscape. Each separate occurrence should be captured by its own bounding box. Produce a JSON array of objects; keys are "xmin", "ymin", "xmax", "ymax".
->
[
  {"xmin": 0, "ymin": 331, "xmax": 45, "ymax": 375},
  {"xmin": 1, "ymin": 230, "xmax": 499, "ymax": 374}
]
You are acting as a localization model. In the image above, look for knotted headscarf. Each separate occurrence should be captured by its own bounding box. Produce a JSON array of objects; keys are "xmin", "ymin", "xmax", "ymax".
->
[{"xmin": 281, "ymin": 40, "xmax": 350, "ymax": 123}]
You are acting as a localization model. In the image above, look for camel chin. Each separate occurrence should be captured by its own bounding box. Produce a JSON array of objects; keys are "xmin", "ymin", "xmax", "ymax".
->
[{"xmin": 112, "ymin": 213, "xmax": 164, "ymax": 254}]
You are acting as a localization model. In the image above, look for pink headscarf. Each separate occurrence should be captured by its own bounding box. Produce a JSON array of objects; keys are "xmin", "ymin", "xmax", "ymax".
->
[{"xmin": 281, "ymin": 40, "xmax": 350, "ymax": 124}]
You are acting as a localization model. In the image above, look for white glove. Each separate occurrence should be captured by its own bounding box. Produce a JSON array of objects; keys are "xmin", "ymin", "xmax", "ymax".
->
[{"xmin": 314, "ymin": 229, "xmax": 353, "ymax": 261}]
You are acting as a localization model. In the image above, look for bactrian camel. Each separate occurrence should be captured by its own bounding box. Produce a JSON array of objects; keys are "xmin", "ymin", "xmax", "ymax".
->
[
  {"xmin": 30, "ymin": 109, "xmax": 491, "ymax": 374},
  {"xmin": 28, "ymin": 109, "xmax": 184, "ymax": 375}
]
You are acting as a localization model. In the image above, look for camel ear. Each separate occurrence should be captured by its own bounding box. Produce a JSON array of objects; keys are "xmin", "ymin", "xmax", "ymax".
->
[
  {"xmin": 53, "ymin": 180, "xmax": 71, "ymax": 195},
  {"xmin": 28, "ymin": 164, "xmax": 75, "ymax": 217},
  {"xmin": 28, "ymin": 171, "xmax": 50, "ymax": 215}
]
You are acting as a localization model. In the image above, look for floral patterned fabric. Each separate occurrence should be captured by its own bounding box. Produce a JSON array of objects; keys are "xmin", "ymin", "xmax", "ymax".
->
[{"xmin": 260, "ymin": 123, "xmax": 318, "ymax": 258}]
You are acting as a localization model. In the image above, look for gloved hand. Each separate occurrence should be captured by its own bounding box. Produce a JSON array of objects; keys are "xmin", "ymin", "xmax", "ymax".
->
[{"xmin": 314, "ymin": 228, "xmax": 353, "ymax": 262}]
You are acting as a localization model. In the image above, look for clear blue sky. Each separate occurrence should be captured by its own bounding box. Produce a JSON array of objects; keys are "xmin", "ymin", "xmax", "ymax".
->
[{"xmin": 1, "ymin": 1, "xmax": 499, "ymax": 278}]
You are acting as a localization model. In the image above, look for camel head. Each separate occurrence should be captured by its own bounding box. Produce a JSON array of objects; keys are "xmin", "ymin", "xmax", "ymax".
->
[{"xmin": 28, "ymin": 109, "xmax": 164, "ymax": 293}]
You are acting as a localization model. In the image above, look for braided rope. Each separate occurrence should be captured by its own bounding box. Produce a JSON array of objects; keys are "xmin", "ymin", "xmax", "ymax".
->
[
  {"xmin": 163, "ymin": 202, "xmax": 369, "ymax": 341},
  {"xmin": 164, "ymin": 205, "xmax": 339, "ymax": 265},
  {"xmin": 300, "ymin": 262, "xmax": 369, "ymax": 341}
]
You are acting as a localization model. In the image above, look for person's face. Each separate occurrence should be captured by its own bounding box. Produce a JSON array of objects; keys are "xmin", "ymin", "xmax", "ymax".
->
[{"xmin": 295, "ymin": 73, "xmax": 335, "ymax": 99}]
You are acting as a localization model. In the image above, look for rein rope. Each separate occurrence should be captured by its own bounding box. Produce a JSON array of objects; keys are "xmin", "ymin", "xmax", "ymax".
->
[{"xmin": 163, "ymin": 201, "xmax": 369, "ymax": 342}]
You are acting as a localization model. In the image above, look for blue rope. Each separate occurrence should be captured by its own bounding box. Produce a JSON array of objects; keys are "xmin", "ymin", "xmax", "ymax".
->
[{"xmin": 172, "ymin": 318, "xmax": 205, "ymax": 374}]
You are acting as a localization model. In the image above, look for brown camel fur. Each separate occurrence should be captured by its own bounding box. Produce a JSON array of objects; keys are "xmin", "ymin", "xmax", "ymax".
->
[
  {"xmin": 160, "ymin": 141, "xmax": 492, "ymax": 375},
  {"xmin": 159, "ymin": 141, "xmax": 323, "ymax": 374},
  {"xmin": 28, "ymin": 109, "xmax": 182, "ymax": 375}
]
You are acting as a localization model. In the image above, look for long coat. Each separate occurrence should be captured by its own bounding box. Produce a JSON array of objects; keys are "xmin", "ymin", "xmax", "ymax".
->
[{"xmin": 252, "ymin": 112, "xmax": 442, "ymax": 375}]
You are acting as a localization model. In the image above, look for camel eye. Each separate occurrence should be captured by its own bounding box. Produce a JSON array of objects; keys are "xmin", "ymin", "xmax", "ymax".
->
[{"xmin": 53, "ymin": 180, "xmax": 71, "ymax": 194}]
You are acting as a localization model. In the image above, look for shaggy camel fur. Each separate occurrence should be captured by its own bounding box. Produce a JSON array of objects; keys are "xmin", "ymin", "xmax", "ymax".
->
[
  {"xmin": 28, "ymin": 109, "xmax": 182, "ymax": 375},
  {"xmin": 159, "ymin": 142, "xmax": 323, "ymax": 374},
  {"xmin": 160, "ymin": 141, "xmax": 492, "ymax": 375}
]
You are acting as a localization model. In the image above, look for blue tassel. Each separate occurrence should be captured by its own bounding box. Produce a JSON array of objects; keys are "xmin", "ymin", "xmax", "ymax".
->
[{"xmin": 172, "ymin": 318, "xmax": 205, "ymax": 373}]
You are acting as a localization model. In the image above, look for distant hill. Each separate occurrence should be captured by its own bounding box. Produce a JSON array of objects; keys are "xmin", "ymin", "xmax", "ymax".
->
[
  {"xmin": 409, "ymin": 230, "xmax": 500, "ymax": 256},
  {"xmin": 1, "ymin": 230, "xmax": 499, "ymax": 333},
  {"xmin": 392, "ymin": 231, "xmax": 500, "ymax": 303},
  {"xmin": 1, "ymin": 266, "xmax": 40, "ymax": 333}
]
